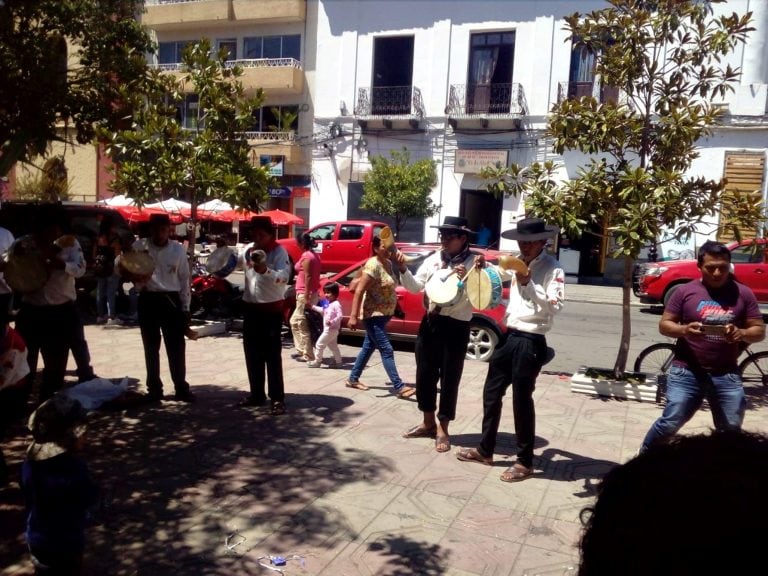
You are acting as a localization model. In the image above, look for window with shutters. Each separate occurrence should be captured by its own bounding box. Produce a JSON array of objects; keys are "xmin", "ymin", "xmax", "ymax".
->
[{"xmin": 718, "ymin": 152, "xmax": 766, "ymax": 242}]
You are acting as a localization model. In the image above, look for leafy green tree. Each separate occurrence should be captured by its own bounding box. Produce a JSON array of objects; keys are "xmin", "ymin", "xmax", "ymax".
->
[
  {"xmin": 101, "ymin": 38, "xmax": 272, "ymax": 246},
  {"xmin": 481, "ymin": 0, "xmax": 762, "ymax": 376},
  {"xmin": 0, "ymin": 0, "xmax": 153, "ymax": 176},
  {"xmin": 361, "ymin": 148, "xmax": 439, "ymax": 236}
]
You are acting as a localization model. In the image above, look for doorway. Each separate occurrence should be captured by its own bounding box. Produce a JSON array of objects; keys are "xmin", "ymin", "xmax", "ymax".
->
[{"xmin": 460, "ymin": 189, "xmax": 503, "ymax": 248}]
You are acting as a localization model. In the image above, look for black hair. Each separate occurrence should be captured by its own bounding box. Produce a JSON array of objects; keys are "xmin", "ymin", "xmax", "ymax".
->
[
  {"xmin": 372, "ymin": 236, "xmax": 382, "ymax": 253},
  {"xmin": 697, "ymin": 240, "xmax": 731, "ymax": 266},
  {"xmin": 578, "ymin": 430, "xmax": 768, "ymax": 576},
  {"xmin": 323, "ymin": 282, "xmax": 340, "ymax": 297},
  {"xmin": 297, "ymin": 232, "xmax": 316, "ymax": 250}
]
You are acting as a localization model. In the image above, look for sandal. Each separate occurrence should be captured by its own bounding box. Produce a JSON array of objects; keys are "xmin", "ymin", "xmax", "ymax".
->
[
  {"xmin": 455, "ymin": 447, "xmax": 493, "ymax": 466},
  {"xmin": 402, "ymin": 424, "xmax": 437, "ymax": 439},
  {"xmin": 396, "ymin": 385, "xmax": 416, "ymax": 399},
  {"xmin": 270, "ymin": 401, "xmax": 286, "ymax": 416},
  {"xmin": 435, "ymin": 435, "xmax": 451, "ymax": 453},
  {"xmin": 345, "ymin": 380, "xmax": 369, "ymax": 391},
  {"xmin": 500, "ymin": 463, "xmax": 533, "ymax": 483}
]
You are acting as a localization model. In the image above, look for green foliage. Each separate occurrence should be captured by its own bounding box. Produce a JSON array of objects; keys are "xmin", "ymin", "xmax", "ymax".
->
[
  {"xmin": 0, "ymin": 0, "xmax": 154, "ymax": 176},
  {"xmin": 268, "ymin": 107, "xmax": 298, "ymax": 132},
  {"xmin": 481, "ymin": 0, "xmax": 761, "ymax": 374},
  {"xmin": 101, "ymin": 38, "xmax": 271, "ymax": 219},
  {"xmin": 361, "ymin": 149, "xmax": 439, "ymax": 236}
]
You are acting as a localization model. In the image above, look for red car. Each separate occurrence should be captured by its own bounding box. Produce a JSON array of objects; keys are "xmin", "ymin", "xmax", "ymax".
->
[{"xmin": 318, "ymin": 246, "xmax": 510, "ymax": 361}]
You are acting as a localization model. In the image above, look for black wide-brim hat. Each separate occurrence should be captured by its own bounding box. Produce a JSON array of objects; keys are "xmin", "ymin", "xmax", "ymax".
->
[
  {"xmin": 430, "ymin": 215, "xmax": 475, "ymax": 236},
  {"xmin": 501, "ymin": 217, "xmax": 559, "ymax": 241}
]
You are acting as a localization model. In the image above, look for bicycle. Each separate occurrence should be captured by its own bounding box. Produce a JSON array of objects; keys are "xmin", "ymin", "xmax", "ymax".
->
[{"xmin": 634, "ymin": 341, "xmax": 768, "ymax": 402}]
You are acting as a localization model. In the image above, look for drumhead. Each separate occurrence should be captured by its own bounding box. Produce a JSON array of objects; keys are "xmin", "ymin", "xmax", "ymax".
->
[
  {"xmin": 465, "ymin": 267, "xmax": 493, "ymax": 309},
  {"xmin": 499, "ymin": 254, "xmax": 528, "ymax": 275},
  {"xmin": 425, "ymin": 268, "xmax": 463, "ymax": 307},
  {"xmin": 5, "ymin": 253, "xmax": 48, "ymax": 293},
  {"xmin": 120, "ymin": 251, "xmax": 155, "ymax": 276},
  {"xmin": 205, "ymin": 248, "xmax": 231, "ymax": 274}
]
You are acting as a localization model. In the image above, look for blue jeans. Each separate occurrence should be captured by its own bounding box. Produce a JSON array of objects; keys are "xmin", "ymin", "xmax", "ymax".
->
[
  {"xmin": 96, "ymin": 274, "xmax": 120, "ymax": 318},
  {"xmin": 348, "ymin": 315, "xmax": 404, "ymax": 390},
  {"xmin": 641, "ymin": 365, "xmax": 745, "ymax": 451}
]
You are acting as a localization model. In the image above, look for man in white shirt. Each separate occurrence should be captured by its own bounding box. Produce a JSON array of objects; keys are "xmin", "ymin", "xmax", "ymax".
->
[
  {"xmin": 15, "ymin": 207, "xmax": 88, "ymax": 400},
  {"xmin": 237, "ymin": 216, "xmax": 290, "ymax": 415},
  {"xmin": 456, "ymin": 218, "xmax": 565, "ymax": 482},
  {"xmin": 398, "ymin": 216, "xmax": 478, "ymax": 454},
  {"xmin": 0, "ymin": 225, "xmax": 15, "ymax": 317},
  {"xmin": 132, "ymin": 214, "xmax": 193, "ymax": 402}
]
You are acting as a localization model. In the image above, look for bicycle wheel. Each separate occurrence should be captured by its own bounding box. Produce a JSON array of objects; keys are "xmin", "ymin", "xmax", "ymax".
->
[
  {"xmin": 633, "ymin": 343, "xmax": 676, "ymax": 375},
  {"xmin": 739, "ymin": 351, "xmax": 768, "ymax": 388}
]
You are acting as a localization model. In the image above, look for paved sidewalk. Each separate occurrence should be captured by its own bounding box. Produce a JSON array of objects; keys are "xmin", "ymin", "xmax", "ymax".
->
[{"xmin": 2, "ymin": 319, "xmax": 766, "ymax": 575}]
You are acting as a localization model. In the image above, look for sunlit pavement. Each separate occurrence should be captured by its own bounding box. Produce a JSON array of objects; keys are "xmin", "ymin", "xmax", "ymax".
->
[{"xmin": 2, "ymin": 297, "xmax": 767, "ymax": 575}]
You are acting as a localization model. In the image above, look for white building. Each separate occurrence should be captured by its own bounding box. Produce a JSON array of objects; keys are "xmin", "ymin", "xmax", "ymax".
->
[{"xmin": 307, "ymin": 0, "xmax": 768, "ymax": 278}]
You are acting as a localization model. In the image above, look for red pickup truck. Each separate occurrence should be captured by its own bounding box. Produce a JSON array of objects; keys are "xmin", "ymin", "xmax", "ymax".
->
[
  {"xmin": 633, "ymin": 239, "xmax": 768, "ymax": 305},
  {"xmin": 277, "ymin": 220, "xmax": 388, "ymax": 274}
]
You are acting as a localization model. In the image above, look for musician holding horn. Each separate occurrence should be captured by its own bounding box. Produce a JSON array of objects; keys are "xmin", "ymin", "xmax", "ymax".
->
[
  {"xmin": 397, "ymin": 216, "xmax": 479, "ymax": 453},
  {"xmin": 13, "ymin": 206, "xmax": 90, "ymax": 401},
  {"xmin": 456, "ymin": 217, "xmax": 565, "ymax": 483}
]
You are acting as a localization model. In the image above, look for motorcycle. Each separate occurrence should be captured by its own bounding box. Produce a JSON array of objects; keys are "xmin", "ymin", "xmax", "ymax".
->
[{"xmin": 190, "ymin": 249, "xmax": 242, "ymax": 319}]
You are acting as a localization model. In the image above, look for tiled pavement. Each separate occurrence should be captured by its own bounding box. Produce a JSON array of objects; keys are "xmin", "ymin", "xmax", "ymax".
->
[{"xmin": 2, "ymin": 296, "xmax": 768, "ymax": 575}]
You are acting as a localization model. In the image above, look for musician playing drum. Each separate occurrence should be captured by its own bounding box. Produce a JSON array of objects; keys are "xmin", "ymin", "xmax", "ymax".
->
[{"xmin": 397, "ymin": 216, "xmax": 480, "ymax": 453}]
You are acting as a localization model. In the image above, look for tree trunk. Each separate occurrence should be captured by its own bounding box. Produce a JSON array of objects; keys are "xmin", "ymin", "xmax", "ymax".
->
[{"xmin": 613, "ymin": 255, "xmax": 635, "ymax": 378}]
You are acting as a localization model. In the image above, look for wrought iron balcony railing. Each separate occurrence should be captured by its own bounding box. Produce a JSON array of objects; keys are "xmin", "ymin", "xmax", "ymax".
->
[
  {"xmin": 354, "ymin": 86, "xmax": 425, "ymax": 118},
  {"xmin": 446, "ymin": 83, "xmax": 527, "ymax": 117},
  {"xmin": 557, "ymin": 81, "xmax": 621, "ymax": 106}
]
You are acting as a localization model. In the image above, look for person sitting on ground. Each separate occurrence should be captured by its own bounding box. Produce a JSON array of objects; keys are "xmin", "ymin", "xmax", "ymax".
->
[
  {"xmin": 578, "ymin": 430, "xmax": 768, "ymax": 576},
  {"xmin": 21, "ymin": 395, "xmax": 99, "ymax": 575}
]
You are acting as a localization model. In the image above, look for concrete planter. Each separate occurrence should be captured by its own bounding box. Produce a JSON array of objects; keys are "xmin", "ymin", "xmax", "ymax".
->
[{"xmin": 570, "ymin": 366, "xmax": 660, "ymax": 403}]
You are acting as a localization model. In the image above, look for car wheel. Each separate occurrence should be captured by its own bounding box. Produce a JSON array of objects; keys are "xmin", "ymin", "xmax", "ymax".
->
[{"xmin": 466, "ymin": 320, "xmax": 500, "ymax": 362}]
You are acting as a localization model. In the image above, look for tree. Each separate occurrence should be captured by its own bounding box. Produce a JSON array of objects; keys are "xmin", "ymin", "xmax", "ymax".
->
[
  {"xmin": 481, "ymin": 0, "xmax": 763, "ymax": 377},
  {"xmin": 361, "ymin": 148, "xmax": 439, "ymax": 236},
  {"xmin": 101, "ymin": 38, "xmax": 272, "ymax": 247},
  {"xmin": 0, "ymin": 0, "xmax": 154, "ymax": 176}
]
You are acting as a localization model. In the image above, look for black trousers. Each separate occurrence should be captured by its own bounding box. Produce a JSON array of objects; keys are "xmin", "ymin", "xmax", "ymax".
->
[
  {"xmin": 70, "ymin": 309, "xmax": 95, "ymax": 382},
  {"xmin": 242, "ymin": 304, "xmax": 284, "ymax": 403},
  {"xmin": 16, "ymin": 301, "xmax": 79, "ymax": 400},
  {"xmin": 414, "ymin": 314, "xmax": 470, "ymax": 421},
  {"xmin": 138, "ymin": 292, "xmax": 188, "ymax": 397},
  {"xmin": 478, "ymin": 330, "xmax": 547, "ymax": 467}
]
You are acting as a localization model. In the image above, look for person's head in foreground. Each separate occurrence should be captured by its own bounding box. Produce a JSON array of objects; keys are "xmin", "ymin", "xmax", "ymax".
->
[{"xmin": 578, "ymin": 430, "xmax": 768, "ymax": 576}]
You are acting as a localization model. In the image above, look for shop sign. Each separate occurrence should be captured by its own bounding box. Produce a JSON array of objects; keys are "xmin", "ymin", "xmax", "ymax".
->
[
  {"xmin": 454, "ymin": 149, "xmax": 508, "ymax": 174},
  {"xmin": 260, "ymin": 154, "xmax": 284, "ymax": 177},
  {"xmin": 268, "ymin": 187, "xmax": 292, "ymax": 198}
]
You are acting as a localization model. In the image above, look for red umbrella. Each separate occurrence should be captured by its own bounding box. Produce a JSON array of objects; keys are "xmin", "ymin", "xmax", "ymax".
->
[
  {"xmin": 217, "ymin": 208, "xmax": 260, "ymax": 222},
  {"xmin": 179, "ymin": 207, "xmax": 231, "ymax": 222},
  {"xmin": 259, "ymin": 209, "xmax": 304, "ymax": 226},
  {"xmin": 113, "ymin": 205, "xmax": 184, "ymax": 224}
]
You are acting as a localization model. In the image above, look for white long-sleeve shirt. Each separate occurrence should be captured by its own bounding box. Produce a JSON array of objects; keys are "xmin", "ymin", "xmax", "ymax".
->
[
  {"xmin": 239, "ymin": 242, "xmax": 290, "ymax": 304},
  {"xmin": 400, "ymin": 250, "xmax": 476, "ymax": 322},
  {"xmin": 0, "ymin": 227, "xmax": 15, "ymax": 295},
  {"xmin": 132, "ymin": 238, "xmax": 191, "ymax": 310},
  {"xmin": 22, "ymin": 234, "xmax": 85, "ymax": 306},
  {"xmin": 496, "ymin": 250, "xmax": 565, "ymax": 335}
]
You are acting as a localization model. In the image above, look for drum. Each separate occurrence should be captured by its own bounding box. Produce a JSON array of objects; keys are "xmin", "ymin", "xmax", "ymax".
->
[
  {"xmin": 118, "ymin": 251, "xmax": 155, "ymax": 283},
  {"xmin": 465, "ymin": 267, "xmax": 503, "ymax": 310},
  {"xmin": 4, "ymin": 237, "xmax": 48, "ymax": 293},
  {"xmin": 205, "ymin": 247, "xmax": 236, "ymax": 277},
  {"xmin": 425, "ymin": 268, "xmax": 464, "ymax": 307}
]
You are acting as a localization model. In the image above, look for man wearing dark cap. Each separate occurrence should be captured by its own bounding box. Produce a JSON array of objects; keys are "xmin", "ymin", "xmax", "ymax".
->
[
  {"xmin": 398, "ymin": 216, "xmax": 478, "ymax": 453},
  {"xmin": 237, "ymin": 216, "xmax": 291, "ymax": 415},
  {"xmin": 131, "ymin": 213, "xmax": 193, "ymax": 402},
  {"xmin": 14, "ymin": 206, "xmax": 91, "ymax": 400},
  {"xmin": 457, "ymin": 217, "xmax": 565, "ymax": 482}
]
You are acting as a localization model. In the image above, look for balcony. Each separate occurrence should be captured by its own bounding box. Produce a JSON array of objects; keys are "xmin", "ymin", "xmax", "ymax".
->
[
  {"xmin": 354, "ymin": 86, "xmax": 425, "ymax": 129},
  {"xmin": 557, "ymin": 81, "xmax": 622, "ymax": 106},
  {"xmin": 243, "ymin": 132, "xmax": 308, "ymax": 172},
  {"xmin": 445, "ymin": 83, "xmax": 527, "ymax": 129},
  {"xmin": 155, "ymin": 58, "xmax": 304, "ymax": 97},
  {"xmin": 144, "ymin": 0, "xmax": 306, "ymax": 32}
]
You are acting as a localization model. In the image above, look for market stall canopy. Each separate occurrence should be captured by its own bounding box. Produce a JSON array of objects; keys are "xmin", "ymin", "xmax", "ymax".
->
[
  {"xmin": 216, "ymin": 208, "xmax": 260, "ymax": 222},
  {"xmin": 259, "ymin": 209, "xmax": 303, "ymax": 226},
  {"xmin": 197, "ymin": 199, "xmax": 233, "ymax": 212},
  {"xmin": 145, "ymin": 198, "xmax": 192, "ymax": 212},
  {"xmin": 112, "ymin": 205, "xmax": 184, "ymax": 225},
  {"xmin": 98, "ymin": 194, "xmax": 136, "ymax": 207}
]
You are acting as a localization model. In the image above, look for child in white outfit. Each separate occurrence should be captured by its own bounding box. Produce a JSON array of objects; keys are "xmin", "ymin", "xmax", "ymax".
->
[{"xmin": 307, "ymin": 282, "xmax": 343, "ymax": 368}]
